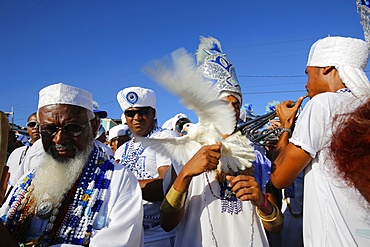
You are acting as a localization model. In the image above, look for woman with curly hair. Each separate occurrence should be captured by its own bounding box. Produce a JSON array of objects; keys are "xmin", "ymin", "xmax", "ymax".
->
[{"xmin": 330, "ymin": 99, "xmax": 370, "ymax": 203}]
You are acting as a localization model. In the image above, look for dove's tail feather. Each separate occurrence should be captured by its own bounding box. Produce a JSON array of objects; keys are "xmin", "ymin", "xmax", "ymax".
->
[{"xmin": 143, "ymin": 48, "xmax": 215, "ymax": 111}]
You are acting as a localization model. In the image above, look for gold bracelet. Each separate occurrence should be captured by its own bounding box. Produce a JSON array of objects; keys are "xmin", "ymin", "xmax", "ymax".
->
[
  {"xmin": 160, "ymin": 185, "xmax": 187, "ymax": 213},
  {"xmin": 256, "ymin": 204, "xmax": 284, "ymax": 227}
]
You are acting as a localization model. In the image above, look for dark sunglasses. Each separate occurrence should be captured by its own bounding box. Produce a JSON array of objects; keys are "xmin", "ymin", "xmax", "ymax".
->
[
  {"xmin": 39, "ymin": 120, "xmax": 91, "ymax": 137},
  {"xmin": 124, "ymin": 108, "xmax": 151, "ymax": 118},
  {"xmin": 26, "ymin": 121, "xmax": 39, "ymax": 128}
]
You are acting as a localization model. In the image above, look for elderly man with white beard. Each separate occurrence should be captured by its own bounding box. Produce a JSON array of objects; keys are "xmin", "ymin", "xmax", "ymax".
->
[{"xmin": 0, "ymin": 83, "xmax": 143, "ymax": 247}]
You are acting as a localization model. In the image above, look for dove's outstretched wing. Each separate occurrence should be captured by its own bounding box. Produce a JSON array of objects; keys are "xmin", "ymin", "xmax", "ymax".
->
[
  {"xmin": 143, "ymin": 48, "xmax": 236, "ymax": 136},
  {"xmin": 136, "ymin": 135, "xmax": 201, "ymax": 166}
]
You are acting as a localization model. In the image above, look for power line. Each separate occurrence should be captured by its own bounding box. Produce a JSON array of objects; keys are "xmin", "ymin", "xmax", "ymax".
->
[
  {"xmin": 239, "ymin": 75, "xmax": 305, "ymax": 78},
  {"xmin": 243, "ymin": 89, "xmax": 306, "ymax": 95}
]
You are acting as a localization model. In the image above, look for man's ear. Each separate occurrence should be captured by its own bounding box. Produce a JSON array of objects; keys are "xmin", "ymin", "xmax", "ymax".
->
[{"xmin": 323, "ymin": 66, "xmax": 335, "ymax": 75}]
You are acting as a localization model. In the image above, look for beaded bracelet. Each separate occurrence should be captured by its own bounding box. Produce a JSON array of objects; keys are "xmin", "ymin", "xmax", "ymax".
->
[{"xmin": 257, "ymin": 193, "xmax": 268, "ymax": 209}]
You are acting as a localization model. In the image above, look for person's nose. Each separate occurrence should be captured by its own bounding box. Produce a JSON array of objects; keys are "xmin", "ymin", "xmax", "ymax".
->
[
  {"xmin": 52, "ymin": 127, "xmax": 67, "ymax": 144},
  {"xmin": 133, "ymin": 113, "xmax": 142, "ymax": 120}
]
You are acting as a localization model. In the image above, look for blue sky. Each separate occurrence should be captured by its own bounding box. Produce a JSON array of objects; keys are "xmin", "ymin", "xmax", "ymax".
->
[{"xmin": 0, "ymin": 0, "xmax": 367, "ymax": 127}]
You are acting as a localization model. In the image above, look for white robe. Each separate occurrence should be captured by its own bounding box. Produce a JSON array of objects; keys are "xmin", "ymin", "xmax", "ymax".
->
[
  {"xmin": 115, "ymin": 128, "xmax": 177, "ymax": 244},
  {"xmin": 6, "ymin": 145, "xmax": 30, "ymax": 187},
  {"xmin": 166, "ymin": 167, "xmax": 269, "ymax": 247},
  {"xmin": 291, "ymin": 91, "xmax": 370, "ymax": 246}
]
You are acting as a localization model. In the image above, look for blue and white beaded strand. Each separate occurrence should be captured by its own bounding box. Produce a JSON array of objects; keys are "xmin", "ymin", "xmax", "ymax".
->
[{"xmin": 56, "ymin": 147, "xmax": 114, "ymax": 245}]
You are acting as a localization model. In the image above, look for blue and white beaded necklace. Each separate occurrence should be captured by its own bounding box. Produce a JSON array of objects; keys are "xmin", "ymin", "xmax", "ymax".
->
[
  {"xmin": 120, "ymin": 126, "xmax": 161, "ymax": 179},
  {"xmin": 1, "ymin": 146, "xmax": 114, "ymax": 246}
]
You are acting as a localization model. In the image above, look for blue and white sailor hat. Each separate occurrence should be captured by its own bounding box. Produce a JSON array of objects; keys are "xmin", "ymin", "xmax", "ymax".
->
[{"xmin": 117, "ymin": 86, "xmax": 156, "ymax": 112}]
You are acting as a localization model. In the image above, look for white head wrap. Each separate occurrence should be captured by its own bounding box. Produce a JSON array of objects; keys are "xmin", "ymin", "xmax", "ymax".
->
[
  {"xmin": 108, "ymin": 124, "xmax": 132, "ymax": 141},
  {"xmin": 117, "ymin": 87, "xmax": 156, "ymax": 112},
  {"xmin": 38, "ymin": 83, "xmax": 93, "ymax": 112},
  {"xmin": 307, "ymin": 36, "xmax": 370, "ymax": 100}
]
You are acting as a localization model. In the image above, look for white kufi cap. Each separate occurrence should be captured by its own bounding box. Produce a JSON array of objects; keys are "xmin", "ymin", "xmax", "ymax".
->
[
  {"xmin": 307, "ymin": 36, "xmax": 370, "ymax": 100},
  {"xmin": 38, "ymin": 83, "xmax": 93, "ymax": 112},
  {"xmin": 117, "ymin": 86, "xmax": 156, "ymax": 112}
]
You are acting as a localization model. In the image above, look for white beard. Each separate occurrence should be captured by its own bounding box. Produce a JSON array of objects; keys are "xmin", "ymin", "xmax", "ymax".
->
[{"xmin": 32, "ymin": 141, "xmax": 94, "ymax": 205}]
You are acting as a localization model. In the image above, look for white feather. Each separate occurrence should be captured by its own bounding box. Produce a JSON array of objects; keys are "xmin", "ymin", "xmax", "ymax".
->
[{"xmin": 141, "ymin": 48, "xmax": 255, "ymax": 172}]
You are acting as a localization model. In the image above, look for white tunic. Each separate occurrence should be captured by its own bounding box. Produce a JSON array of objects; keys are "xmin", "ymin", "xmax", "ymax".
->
[
  {"xmin": 6, "ymin": 145, "xmax": 29, "ymax": 186},
  {"xmin": 291, "ymin": 91, "xmax": 370, "ymax": 246},
  {"xmin": 7, "ymin": 139, "xmax": 44, "ymax": 188},
  {"xmin": 115, "ymin": 128, "xmax": 178, "ymax": 244},
  {"xmin": 167, "ymin": 167, "xmax": 269, "ymax": 247}
]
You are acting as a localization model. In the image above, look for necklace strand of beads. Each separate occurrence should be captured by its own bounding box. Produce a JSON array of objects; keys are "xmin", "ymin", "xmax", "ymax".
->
[
  {"xmin": 1, "ymin": 170, "xmax": 35, "ymax": 231},
  {"xmin": 55, "ymin": 146, "xmax": 114, "ymax": 245},
  {"xmin": 121, "ymin": 126, "xmax": 161, "ymax": 179}
]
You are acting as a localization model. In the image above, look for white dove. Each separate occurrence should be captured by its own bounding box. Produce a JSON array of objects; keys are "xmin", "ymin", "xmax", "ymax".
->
[{"xmin": 138, "ymin": 48, "xmax": 256, "ymax": 174}]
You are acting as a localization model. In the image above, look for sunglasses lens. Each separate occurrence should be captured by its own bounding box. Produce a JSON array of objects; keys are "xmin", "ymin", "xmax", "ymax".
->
[
  {"xmin": 40, "ymin": 123, "xmax": 84, "ymax": 137},
  {"xmin": 27, "ymin": 122, "xmax": 37, "ymax": 128},
  {"xmin": 140, "ymin": 108, "xmax": 149, "ymax": 115},
  {"xmin": 125, "ymin": 108, "xmax": 150, "ymax": 118},
  {"xmin": 64, "ymin": 123, "xmax": 83, "ymax": 136},
  {"xmin": 125, "ymin": 110, "xmax": 136, "ymax": 118}
]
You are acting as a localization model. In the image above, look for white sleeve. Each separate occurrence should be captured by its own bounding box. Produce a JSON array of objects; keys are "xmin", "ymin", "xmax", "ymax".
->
[{"xmin": 290, "ymin": 96, "xmax": 333, "ymax": 158}]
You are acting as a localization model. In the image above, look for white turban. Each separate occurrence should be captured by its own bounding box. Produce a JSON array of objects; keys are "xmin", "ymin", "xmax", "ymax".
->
[
  {"xmin": 117, "ymin": 87, "xmax": 156, "ymax": 112},
  {"xmin": 38, "ymin": 83, "xmax": 93, "ymax": 112},
  {"xmin": 307, "ymin": 36, "xmax": 370, "ymax": 100}
]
